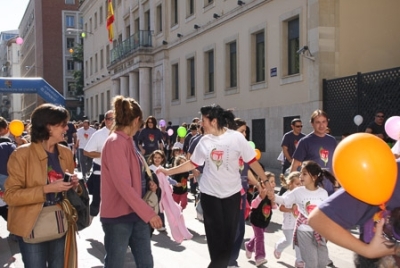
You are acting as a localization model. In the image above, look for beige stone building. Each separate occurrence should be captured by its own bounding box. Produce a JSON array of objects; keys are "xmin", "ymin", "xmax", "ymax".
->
[{"xmin": 80, "ymin": 0, "xmax": 400, "ymax": 168}]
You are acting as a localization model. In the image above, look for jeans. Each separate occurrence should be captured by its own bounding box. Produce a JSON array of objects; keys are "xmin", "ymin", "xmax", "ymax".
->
[
  {"xmin": 246, "ymin": 225, "xmax": 266, "ymax": 261},
  {"xmin": 228, "ymin": 192, "xmax": 246, "ymax": 266},
  {"xmin": 78, "ymin": 148, "xmax": 93, "ymax": 178},
  {"xmin": 276, "ymin": 229, "xmax": 303, "ymax": 262},
  {"xmin": 102, "ymin": 219, "xmax": 153, "ymax": 268},
  {"xmin": 88, "ymin": 173, "xmax": 101, "ymax": 217},
  {"xmin": 18, "ymin": 235, "xmax": 65, "ymax": 268},
  {"xmin": 201, "ymin": 192, "xmax": 241, "ymax": 268}
]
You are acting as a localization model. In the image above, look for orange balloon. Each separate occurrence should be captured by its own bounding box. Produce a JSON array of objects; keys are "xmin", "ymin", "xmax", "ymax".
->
[
  {"xmin": 255, "ymin": 149, "xmax": 261, "ymax": 160},
  {"xmin": 333, "ymin": 133, "xmax": 397, "ymax": 205},
  {"xmin": 9, "ymin": 120, "xmax": 24, "ymax": 137}
]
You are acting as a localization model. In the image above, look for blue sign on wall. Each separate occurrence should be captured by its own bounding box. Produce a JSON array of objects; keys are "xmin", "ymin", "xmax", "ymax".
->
[{"xmin": 0, "ymin": 77, "xmax": 65, "ymax": 106}]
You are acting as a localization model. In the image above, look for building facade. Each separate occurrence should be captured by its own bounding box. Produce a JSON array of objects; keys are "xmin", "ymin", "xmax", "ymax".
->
[
  {"xmin": 18, "ymin": 0, "xmax": 81, "ymax": 120},
  {"xmin": 80, "ymin": 0, "xmax": 400, "ymax": 168}
]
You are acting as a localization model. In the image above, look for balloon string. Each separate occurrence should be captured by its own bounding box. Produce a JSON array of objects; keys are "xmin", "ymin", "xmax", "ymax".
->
[{"xmin": 379, "ymin": 203, "xmax": 386, "ymax": 211}]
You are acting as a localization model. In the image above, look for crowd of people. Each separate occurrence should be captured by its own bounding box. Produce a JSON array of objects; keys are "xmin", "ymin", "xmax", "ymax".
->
[{"xmin": 0, "ymin": 101, "xmax": 399, "ymax": 268}]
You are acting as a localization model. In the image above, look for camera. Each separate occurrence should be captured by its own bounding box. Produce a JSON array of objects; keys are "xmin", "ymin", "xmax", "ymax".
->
[{"xmin": 63, "ymin": 172, "xmax": 72, "ymax": 183}]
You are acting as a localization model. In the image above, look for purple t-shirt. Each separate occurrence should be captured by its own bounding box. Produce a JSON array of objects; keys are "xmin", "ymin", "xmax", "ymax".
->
[
  {"xmin": 137, "ymin": 127, "xmax": 163, "ymax": 156},
  {"xmin": 319, "ymin": 160, "xmax": 400, "ymax": 242},
  {"xmin": 281, "ymin": 131, "xmax": 305, "ymax": 166},
  {"xmin": 292, "ymin": 133, "xmax": 337, "ymax": 194}
]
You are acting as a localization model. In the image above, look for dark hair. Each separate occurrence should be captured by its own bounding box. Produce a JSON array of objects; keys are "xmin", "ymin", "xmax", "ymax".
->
[
  {"xmin": 291, "ymin": 118, "xmax": 302, "ymax": 125},
  {"xmin": 147, "ymin": 149, "xmax": 166, "ymax": 166},
  {"xmin": 235, "ymin": 118, "xmax": 246, "ymax": 129},
  {"xmin": 200, "ymin": 104, "xmax": 235, "ymax": 130},
  {"xmin": 310, "ymin": 110, "xmax": 329, "ymax": 123},
  {"xmin": 301, "ymin": 161, "xmax": 337, "ymax": 188},
  {"xmin": 189, "ymin": 123, "xmax": 198, "ymax": 131},
  {"xmin": 0, "ymin": 116, "xmax": 7, "ymax": 130},
  {"xmin": 145, "ymin": 116, "xmax": 158, "ymax": 129},
  {"xmin": 30, "ymin": 104, "xmax": 69, "ymax": 142},
  {"xmin": 112, "ymin": 95, "xmax": 142, "ymax": 131}
]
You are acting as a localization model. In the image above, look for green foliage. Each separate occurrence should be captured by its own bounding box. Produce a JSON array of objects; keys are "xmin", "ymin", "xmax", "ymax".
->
[{"xmin": 70, "ymin": 43, "xmax": 83, "ymax": 95}]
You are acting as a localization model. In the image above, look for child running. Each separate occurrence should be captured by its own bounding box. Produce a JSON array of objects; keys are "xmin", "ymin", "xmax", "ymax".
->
[
  {"xmin": 172, "ymin": 155, "xmax": 193, "ymax": 210},
  {"xmin": 245, "ymin": 172, "xmax": 276, "ymax": 267},
  {"xmin": 274, "ymin": 172, "xmax": 304, "ymax": 268},
  {"xmin": 268, "ymin": 161, "xmax": 337, "ymax": 267}
]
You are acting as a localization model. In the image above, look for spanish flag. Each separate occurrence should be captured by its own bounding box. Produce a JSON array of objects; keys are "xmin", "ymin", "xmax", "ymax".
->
[{"xmin": 107, "ymin": 0, "xmax": 114, "ymax": 42}]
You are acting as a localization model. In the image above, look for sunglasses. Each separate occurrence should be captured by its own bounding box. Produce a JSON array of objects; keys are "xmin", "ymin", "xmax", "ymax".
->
[
  {"xmin": 105, "ymin": 117, "xmax": 114, "ymax": 121},
  {"xmin": 294, "ymin": 125, "xmax": 303, "ymax": 128}
]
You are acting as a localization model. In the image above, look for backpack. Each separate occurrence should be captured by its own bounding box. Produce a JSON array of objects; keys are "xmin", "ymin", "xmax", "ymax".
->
[{"xmin": 249, "ymin": 192, "xmax": 273, "ymax": 228}]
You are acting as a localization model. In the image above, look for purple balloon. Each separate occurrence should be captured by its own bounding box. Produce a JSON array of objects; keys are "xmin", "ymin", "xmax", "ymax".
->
[
  {"xmin": 167, "ymin": 129, "xmax": 174, "ymax": 136},
  {"xmin": 159, "ymin": 119, "xmax": 166, "ymax": 127},
  {"xmin": 385, "ymin": 116, "xmax": 400, "ymax": 140}
]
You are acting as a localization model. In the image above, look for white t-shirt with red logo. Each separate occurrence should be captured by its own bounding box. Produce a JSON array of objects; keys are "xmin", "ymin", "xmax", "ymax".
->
[
  {"xmin": 77, "ymin": 126, "xmax": 97, "ymax": 149},
  {"xmin": 275, "ymin": 186, "xmax": 328, "ymax": 232},
  {"xmin": 190, "ymin": 129, "xmax": 256, "ymax": 199}
]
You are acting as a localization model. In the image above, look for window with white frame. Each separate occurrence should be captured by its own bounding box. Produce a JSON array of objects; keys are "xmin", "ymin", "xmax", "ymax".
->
[
  {"xmin": 171, "ymin": 0, "xmax": 178, "ymax": 26},
  {"xmin": 227, "ymin": 41, "xmax": 237, "ymax": 88},
  {"xmin": 99, "ymin": 6, "xmax": 103, "ymax": 24},
  {"xmin": 65, "ymin": 0, "xmax": 75, "ymax": 5},
  {"xmin": 205, "ymin": 50, "xmax": 214, "ymax": 93},
  {"xmin": 67, "ymin": 38, "xmax": 74, "ymax": 49},
  {"xmin": 187, "ymin": 57, "xmax": 195, "ymax": 97},
  {"xmin": 187, "ymin": 0, "xmax": 195, "ymax": 17},
  {"xmin": 172, "ymin": 63, "xmax": 179, "ymax": 100},
  {"xmin": 288, "ymin": 17, "xmax": 299, "ymax": 75},
  {"xmin": 67, "ymin": 60, "xmax": 74, "ymax": 71},
  {"xmin": 156, "ymin": 5, "xmax": 162, "ymax": 33},
  {"xmin": 100, "ymin": 49, "xmax": 104, "ymax": 69},
  {"xmin": 255, "ymin": 31, "xmax": 265, "ymax": 82},
  {"xmin": 66, "ymin": 15, "xmax": 75, "ymax": 27}
]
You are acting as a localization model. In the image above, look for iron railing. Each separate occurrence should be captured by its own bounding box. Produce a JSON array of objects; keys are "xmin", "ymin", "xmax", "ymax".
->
[{"xmin": 110, "ymin": 30, "xmax": 153, "ymax": 64}]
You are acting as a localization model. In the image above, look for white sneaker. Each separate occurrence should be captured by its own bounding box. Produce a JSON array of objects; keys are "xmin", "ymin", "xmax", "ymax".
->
[
  {"xmin": 244, "ymin": 242, "xmax": 252, "ymax": 259},
  {"xmin": 157, "ymin": 227, "xmax": 166, "ymax": 232},
  {"xmin": 255, "ymin": 258, "xmax": 268, "ymax": 267}
]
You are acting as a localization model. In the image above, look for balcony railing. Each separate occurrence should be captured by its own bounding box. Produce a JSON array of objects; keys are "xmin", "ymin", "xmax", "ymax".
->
[{"xmin": 110, "ymin": 30, "xmax": 153, "ymax": 65}]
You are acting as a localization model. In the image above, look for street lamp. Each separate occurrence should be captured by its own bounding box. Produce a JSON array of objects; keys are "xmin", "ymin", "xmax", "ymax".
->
[{"xmin": 66, "ymin": 28, "xmax": 94, "ymax": 38}]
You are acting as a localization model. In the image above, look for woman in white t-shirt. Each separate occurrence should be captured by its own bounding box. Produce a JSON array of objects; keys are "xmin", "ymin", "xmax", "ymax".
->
[{"xmin": 157, "ymin": 104, "xmax": 271, "ymax": 268}]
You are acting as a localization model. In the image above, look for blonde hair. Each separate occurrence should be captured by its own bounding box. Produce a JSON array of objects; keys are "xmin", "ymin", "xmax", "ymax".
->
[
  {"xmin": 174, "ymin": 155, "xmax": 187, "ymax": 167},
  {"xmin": 280, "ymin": 171, "xmax": 300, "ymax": 189}
]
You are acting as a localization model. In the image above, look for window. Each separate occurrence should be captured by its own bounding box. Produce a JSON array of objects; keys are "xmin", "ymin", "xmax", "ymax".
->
[
  {"xmin": 67, "ymin": 60, "xmax": 74, "ymax": 71},
  {"xmin": 252, "ymin": 119, "xmax": 266, "ymax": 151},
  {"xmin": 156, "ymin": 5, "xmax": 162, "ymax": 33},
  {"xmin": 134, "ymin": 18, "xmax": 140, "ymax": 33},
  {"xmin": 67, "ymin": 82, "xmax": 75, "ymax": 96},
  {"xmin": 144, "ymin": 11, "xmax": 150, "ymax": 31},
  {"xmin": 172, "ymin": 63, "xmax": 179, "ymax": 100},
  {"xmin": 187, "ymin": 0, "xmax": 194, "ymax": 17},
  {"xmin": 66, "ymin": 16, "xmax": 75, "ymax": 27},
  {"xmin": 95, "ymin": 53, "xmax": 98, "ymax": 73},
  {"xmin": 228, "ymin": 42, "xmax": 237, "ymax": 88},
  {"xmin": 90, "ymin": 57, "xmax": 93, "ymax": 75},
  {"xmin": 205, "ymin": 50, "xmax": 214, "ymax": 93},
  {"xmin": 106, "ymin": 45, "xmax": 110, "ymax": 65},
  {"xmin": 171, "ymin": 0, "xmax": 178, "ymax": 26},
  {"xmin": 89, "ymin": 18, "xmax": 93, "ymax": 33},
  {"xmin": 106, "ymin": 90, "xmax": 111, "ymax": 110},
  {"xmin": 65, "ymin": 0, "xmax": 75, "ymax": 5},
  {"xmin": 255, "ymin": 32, "xmax": 265, "ymax": 82},
  {"xmin": 94, "ymin": 12, "xmax": 97, "ymax": 29},
  {"xmin": 99, "ymin": 6, "xmax": 103, "ymax": 24},
  {"xmin": 100, "ymin": 49, "xmax": 104, "ymax": 69},
  {"xmin": 85, "ymin": 61, "xmax": 88, "ymax": 78},
  {"xmin": 67, "ymin": 38, "xmax": 74, "ymax": 49},
  {"xmin": 204, "ymin": 0, "xmax": 213, "ymax": 7},
  {"xmin": 187, "ymin": 57, "xmax": 195, "ymax": 97},
  {"xmin": 288, "ymin": 18, "xmax": 299, "ymax": 75}
]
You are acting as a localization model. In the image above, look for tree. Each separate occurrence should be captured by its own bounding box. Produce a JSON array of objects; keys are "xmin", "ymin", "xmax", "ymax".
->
[{"xmin": 70, "ymin": 43, "xmax": 84, "ymax": 96}]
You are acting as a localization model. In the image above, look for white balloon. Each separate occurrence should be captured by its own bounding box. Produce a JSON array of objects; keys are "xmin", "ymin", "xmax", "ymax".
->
[{"xmin": 353, "ymin": 115, "xmax": 363, "ymax": 126}]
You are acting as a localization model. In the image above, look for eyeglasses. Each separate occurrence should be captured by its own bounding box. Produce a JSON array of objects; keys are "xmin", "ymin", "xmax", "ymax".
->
[
  {"xmin": 294, "ymin": 125, "xmax": 303, "ymax": 128},
  {"xmin": 105, "ymin": 117, "xmax": 114, "ymax": 121},
  {"xmin": 260, "ymin": 180, "xmax": 269, "ymax": 185}
]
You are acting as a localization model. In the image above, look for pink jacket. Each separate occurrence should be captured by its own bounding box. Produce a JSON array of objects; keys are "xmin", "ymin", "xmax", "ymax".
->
[
  {"xmin": 157, "ymin": 172, "xmax": 193, "ymax": 243},
  {"xmin": 100, "ymin": 131, "xmax": 156, "ymax": 223}
]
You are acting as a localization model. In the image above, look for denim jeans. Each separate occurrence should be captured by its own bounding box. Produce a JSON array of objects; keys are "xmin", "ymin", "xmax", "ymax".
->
[
  {"xmin": 246, "ymin": 225, "xmax": 266, "ymax": 261},
  {"xmin": 18, "ymin": 235, "xmax": 65, "ymax": 268},
  {"xmin": 102, "ymin": 219, "xmax": 153, "ymax": 268},
  {"xmin": 78, "ymin": 148, "xmax": 93, "ymax": 178}
]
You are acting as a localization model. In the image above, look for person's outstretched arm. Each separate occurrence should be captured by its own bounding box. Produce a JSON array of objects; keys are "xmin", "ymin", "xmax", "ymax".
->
[{"xmin": 308, "ymin": 207, "xmax": 395, "ymax": 259}]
